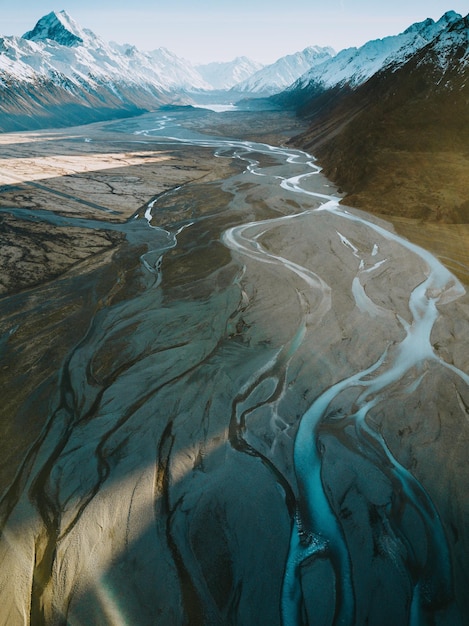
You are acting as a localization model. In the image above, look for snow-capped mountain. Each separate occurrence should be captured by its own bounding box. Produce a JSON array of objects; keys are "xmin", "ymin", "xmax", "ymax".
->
[
  {"xmin": 196, "ymin": 57, "xmax": 263, "ymax": 90},
  {"xmin": 23, "ymin": 9, "xmax": 101, "ymax": 48},
  {"xmin": 19, "ymin": 10, "xmax": 210, "ymax": 91},
  {"xmin": 3, "ymin": 8, "xmax": 466, "ymax": 136},
  {"xmin": 288, "ymin": 11, "xmax": 461, "ymax": 95},
  {"xmin": 290, "ymin": 11, "xmax": 469, "ymax": 224},
  {"xmin": 1, "ymin": 10, "xmax": 340, "ymax": 131},
  {"xmin": 108, "ymin": 43, "xmax": 211, "ymax": 91},
  {"xmin": 424, "ymin": 11, "xmax": 469, "ymax": 72},
  {"xmin": 233, "ymin": 46, "xmax": 336, "ymax": 95},
  {"xmin": 0, "ymin": 10, "xmax": 211, "ymax": 131}
]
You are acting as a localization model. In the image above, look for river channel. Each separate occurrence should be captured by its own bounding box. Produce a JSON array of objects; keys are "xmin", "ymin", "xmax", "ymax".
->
[{"xmin": 1, "ymin": 109, "xmax": 469, "ymax": 625}]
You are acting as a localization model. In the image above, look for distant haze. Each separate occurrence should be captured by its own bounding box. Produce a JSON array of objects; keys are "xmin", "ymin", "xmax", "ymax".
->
[{"xmin": 2, "ymin": 1, "xmax": 467, "ymax": 63}]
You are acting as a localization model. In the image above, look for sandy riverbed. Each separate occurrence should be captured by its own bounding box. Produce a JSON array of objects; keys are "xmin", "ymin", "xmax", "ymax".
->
[{"xmin": 0, "ymin": 109, "xmax": 468, "ymax": 625}]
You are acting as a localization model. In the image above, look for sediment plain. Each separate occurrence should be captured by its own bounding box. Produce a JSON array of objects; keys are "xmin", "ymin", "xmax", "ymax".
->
[{"xmin": 0, "ymin": 108, "xmax": 468, "ymax": 625}]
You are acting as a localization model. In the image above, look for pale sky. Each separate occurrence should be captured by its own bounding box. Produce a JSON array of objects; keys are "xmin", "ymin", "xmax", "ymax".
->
[{"xmin": 2, "ymin": 2, "xmax": 467, "ymax": 64}]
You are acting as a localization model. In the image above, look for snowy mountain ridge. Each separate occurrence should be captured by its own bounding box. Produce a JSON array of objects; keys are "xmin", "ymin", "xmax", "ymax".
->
[
  {"xmin": 196, "ymin": 57, "xmax": 264, "ymax": 90},
  {"xmin": 0, "ymin": 10, "xmax": 277, "ymax": 131},
  {"xmin": 0, "ymin": 10, "xmax": 269, "ymax": 95},
  {"xmin": 290, "ymin": 10, "xmax": 462, "ymax": 93},
  {"xmin": 1, "ymin": 9, "xmax": 468, "ymax": 133},
  {"xmin": 234, "ymin": 46, "xmax": 336, "ymax": 95},
  {"xmin": 13, "ymin": 10, "xmax": 210, "ymax": 92},
  {"xmin": 420, "ymin": 13, "xmax": 469, "ymax": 73},
  {"xmin": 23, "ymin": 9, "xmax": 100, "ymax": 48}
]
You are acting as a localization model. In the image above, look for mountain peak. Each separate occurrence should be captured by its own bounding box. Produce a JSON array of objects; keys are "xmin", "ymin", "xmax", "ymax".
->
[
  {"xmin": 437, "ymin": 10, "xmax": 462, "ymax": 25},
  {"xmin": 22, "ymin": 10, "xmax": 94, "ymax": 47},
  {"xmin": 403, "ymin": 10, "xmax": 461, "ymax": 36}
]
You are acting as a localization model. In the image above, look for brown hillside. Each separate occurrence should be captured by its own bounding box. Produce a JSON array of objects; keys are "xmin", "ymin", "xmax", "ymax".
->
[{"xmin": 289, "ymin": 29, "xmax": 469, "ymax": 280}]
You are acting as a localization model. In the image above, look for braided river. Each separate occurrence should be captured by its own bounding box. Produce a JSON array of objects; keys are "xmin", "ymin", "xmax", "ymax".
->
[{"xmin": 1, "ymin": 109, "xmax": 468, "ymax": 625}]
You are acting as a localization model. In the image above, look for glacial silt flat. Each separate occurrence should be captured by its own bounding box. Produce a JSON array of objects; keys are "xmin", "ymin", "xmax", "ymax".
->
[{"xmin": 0, "ymin": 108, "xmax": 468, "ymax": 625}]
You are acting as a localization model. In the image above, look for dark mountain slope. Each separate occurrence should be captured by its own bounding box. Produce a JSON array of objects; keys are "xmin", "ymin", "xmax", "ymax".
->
[
  {"xmin": 289, "ymin": 14, "xmax": 469, "ymax": 225},
  {"xmin": 0, "ymin": 76, "xmax": 166, "ymax": 132}
]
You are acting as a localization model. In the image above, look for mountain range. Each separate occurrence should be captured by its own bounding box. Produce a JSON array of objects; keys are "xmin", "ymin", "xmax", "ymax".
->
[
  {"xmin": 195, "ymin": 57, "xmax": 263, "ymax": 90},
  {"xmin": 282, "ymin": 10, "xmax": 469, "ymax": 228},
  {"xmin": 0, "ymin": 10, "xmax": 340, "ymax": 131},
  {"xmin": 232, "ymin": 46, "xmax": 336, "ymax": 95},
  {"xmin": 1, "ymin": 10, "xmax": 466, "ymax": 124},
  {"xmin": 1, "ymin": 8, "xmax": 468, "ymax": 234},
  {"xmin": 285, "ymin": 11, "xmax": 461, "ymax": 97},
  {"xmin": 0, "ymin": 10, "xmax": 207, "ymax": 131},
  {"xmin": 1, "ymin": 10, "xmax": 325, "ymax": 131}
]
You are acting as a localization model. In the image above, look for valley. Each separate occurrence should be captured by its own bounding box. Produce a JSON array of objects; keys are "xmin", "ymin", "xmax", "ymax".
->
[
  {"xmin": 0, "ymin": 108, "xmax": 468, "ymax": 625},
  {"xmin": 1, "ymin": 7, "xmax": 469, "ymax": 626}
]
